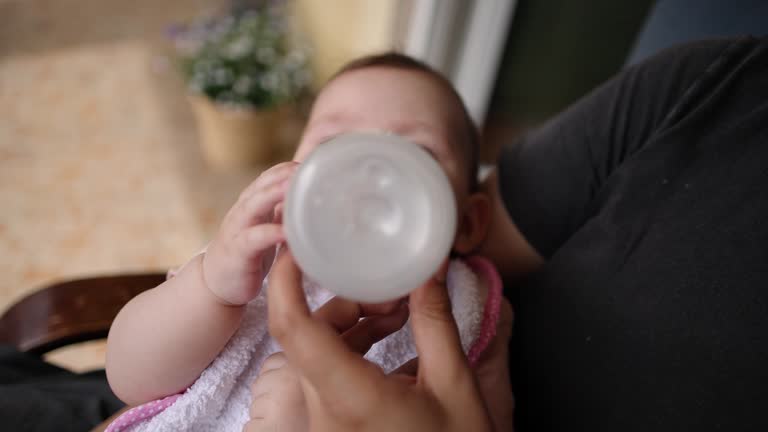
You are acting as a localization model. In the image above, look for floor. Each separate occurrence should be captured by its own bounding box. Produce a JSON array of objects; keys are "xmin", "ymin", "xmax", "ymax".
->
[{"xmin": 0, "ymin": 0, "xmax": 301, "ymax": 371}]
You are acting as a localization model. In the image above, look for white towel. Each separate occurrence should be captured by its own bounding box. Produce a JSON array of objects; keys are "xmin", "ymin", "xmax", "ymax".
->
[{"xmin": 113, "ymin": 259, "xmax": 489, "ymax": 432}]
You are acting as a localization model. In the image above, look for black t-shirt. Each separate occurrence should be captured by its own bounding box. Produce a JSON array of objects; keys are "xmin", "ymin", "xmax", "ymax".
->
[{"xmin": 499, "ymin": 36, "xmax": 768, "ymax": 431}]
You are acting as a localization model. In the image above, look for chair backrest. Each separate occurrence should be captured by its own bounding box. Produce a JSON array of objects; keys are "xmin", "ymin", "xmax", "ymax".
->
[{"xmin": 0, "ymin": 273, "xmax": 166, "ymax": 355}]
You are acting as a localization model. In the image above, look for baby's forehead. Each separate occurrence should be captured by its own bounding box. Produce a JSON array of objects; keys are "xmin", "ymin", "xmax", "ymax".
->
[
  {"xmin": 307, "ymin": 113, "xmax": 458, "ymax": 159},
  {"xmin": 313, "ymin": 69, "xmax": 464, "ymax": 135},
  {"xmin": 320, "ymin": 67, "xmax": 460, "ymax": 111},
  {"xmin": 306, "ymin": 66, "xmax": 473, "ymax": 186}
]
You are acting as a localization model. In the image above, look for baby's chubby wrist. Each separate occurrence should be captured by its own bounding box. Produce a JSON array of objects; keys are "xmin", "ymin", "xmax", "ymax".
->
[
  {"xmin": 198, "ymin": 252, "xmax": 248, "ymax": 306},
  {"xmin": 171, "ymin": 251, "xmax": 250, "ymax": 308},
  {"xmin": 196, "ymin": 242, "xmax": 267, "ymax": 306}
]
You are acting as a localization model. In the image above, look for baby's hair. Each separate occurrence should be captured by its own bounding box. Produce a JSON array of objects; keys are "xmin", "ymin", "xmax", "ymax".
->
[{"xmin": 330, "ymin": 52, "xmax": 480, "ymax": 191}]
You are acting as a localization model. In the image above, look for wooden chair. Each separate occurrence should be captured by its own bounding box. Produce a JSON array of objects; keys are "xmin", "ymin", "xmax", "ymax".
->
[
  {"xmin": 0, "ymin": 273, "xmax": 166, "ymax": 432},
  {"xmin": 0, "ymin": 273, "xmax": 166, "ymax": 355}
]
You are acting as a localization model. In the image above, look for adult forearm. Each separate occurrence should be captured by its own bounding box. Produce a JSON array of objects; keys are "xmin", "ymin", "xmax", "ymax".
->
[
  {"xmin": 477, "ymin": 170, "xmax": 544, "ymax": 279},
  {"xmin": 105, "ymin": 254, "xmax": 245, "ymax": 405}
]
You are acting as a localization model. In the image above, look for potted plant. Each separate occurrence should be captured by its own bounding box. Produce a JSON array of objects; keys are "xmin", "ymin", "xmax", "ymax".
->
[{"xmin": 171, "ymin": 3, "xmax": 310, "ymax": 169}]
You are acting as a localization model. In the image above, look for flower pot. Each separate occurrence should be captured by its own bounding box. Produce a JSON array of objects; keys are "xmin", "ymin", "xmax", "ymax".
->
[{"xmin": 189, "ymin": 95, "xmax": 283, "ymax": 169}]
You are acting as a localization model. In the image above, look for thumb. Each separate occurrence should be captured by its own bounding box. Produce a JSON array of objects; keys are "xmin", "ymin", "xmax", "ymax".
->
[{"xmin": 409, "ymin": 260, "xmax": 470, "ymax": 395}]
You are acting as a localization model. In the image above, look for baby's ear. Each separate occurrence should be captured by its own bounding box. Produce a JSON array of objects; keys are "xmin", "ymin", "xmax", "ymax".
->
[{"xmin": 453, "ymin": 192, "xmax": 491, "ymax": 255}]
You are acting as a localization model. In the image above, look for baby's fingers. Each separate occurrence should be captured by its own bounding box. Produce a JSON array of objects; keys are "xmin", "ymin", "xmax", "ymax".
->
[
  {"xmin": 236, "ymin": 224, "xmax": 285, "ymax": 259},
  {"xmin": 238, "ymin": 162, "xmax": 298, "ymax": 202},
  {"xmin": 231, "ymin": 180, "xmax": 290, "ymax": 230},
  {"xmin": 226, "ymin": 162, "xmax": 298, "ymax": 230}
]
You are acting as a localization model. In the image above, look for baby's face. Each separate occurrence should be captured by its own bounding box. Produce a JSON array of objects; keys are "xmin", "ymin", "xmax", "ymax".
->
[{"xmin": 294, "ymin": 67, "xmax": 469, "ymax": 202}]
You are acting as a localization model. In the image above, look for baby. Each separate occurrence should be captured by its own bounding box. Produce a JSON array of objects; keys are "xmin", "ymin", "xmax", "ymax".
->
[{"xmin": 105, "ymin": 53, "xmax": 510, "ymax": 431}]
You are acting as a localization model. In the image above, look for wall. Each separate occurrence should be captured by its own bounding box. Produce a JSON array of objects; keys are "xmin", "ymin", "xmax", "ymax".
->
[
  {"xmin": 487, "ymin": 0, "xmax": 655, "ymax": 129},
  {"xmin": 293, "ymin": 0, "xmax": 400, "ymax": 88}
]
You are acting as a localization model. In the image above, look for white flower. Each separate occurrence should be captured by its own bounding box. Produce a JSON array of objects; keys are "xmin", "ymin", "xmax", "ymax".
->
[
  {"xmin": 226, "ymin": 36, "xmax": 253, "ymax": 59},
  {"xmin": 233, "ymin": 76, "xmax": 253, "ymax": 95},
  {"xmin": 178, "ymin": 6, "xmax": 311, "ymax": 108},
  {"xmin": 212, "ymin": 68, "xmax": 233, "ymax": 85},
  {"xmin": 256, "ymin": 46, "xmax": 276, "ymax": 63},
  {"xmin": 259, "ymin": 72, "xmax": 279, "ymax": 91},
  {"xmin": 285, "ymin": 50, "xmax": 306, "ymax": 67}
]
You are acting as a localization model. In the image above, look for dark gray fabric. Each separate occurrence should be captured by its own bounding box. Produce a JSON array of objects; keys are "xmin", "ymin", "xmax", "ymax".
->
[
  {"xmin": 627, "ymin": 0, "xmax": 768, "ymax": 65},
  {"xmin": 499, "ymin": 36, "xmax": 768, "ymax": 431},
  {"xmin": 0, "ymin": 345, "xmax": 123, "ymax": 432}
]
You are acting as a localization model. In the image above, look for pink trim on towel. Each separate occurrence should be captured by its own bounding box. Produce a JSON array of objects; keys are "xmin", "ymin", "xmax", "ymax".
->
[
  {"xmin": 465, "ymin": 256, "xmax": 504, "ymax": 366},
  {"xmin": 105, "ymin": 394, "xmax": 183, "ymax": 432}
]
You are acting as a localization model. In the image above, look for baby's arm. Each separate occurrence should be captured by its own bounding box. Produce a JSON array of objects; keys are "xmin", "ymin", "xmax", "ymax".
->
[
  {"xmin": 106, "ymin": 162, "xmax": 298, "ymax": 406},
  {"xmin": 106, "ymin": 254, "xmax": 245, "ymax": 405}
]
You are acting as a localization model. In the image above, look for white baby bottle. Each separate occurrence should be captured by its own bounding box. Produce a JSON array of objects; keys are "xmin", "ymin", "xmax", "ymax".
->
[{"xmin": 283, "ymin": 132, "xmax": 457, "ymax": 303}]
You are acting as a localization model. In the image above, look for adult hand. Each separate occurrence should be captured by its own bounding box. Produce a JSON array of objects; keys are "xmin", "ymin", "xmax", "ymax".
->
[
  {"xmin": 245, "ymin": 352, "xmax": 307, "ymax": 432},
  {"xmin": 267, "ymin": 249, "xmax": 494, "ymax": 432},
  {"xmin": 245, "ymin": 296, "xmax": 407, "ymax": 432},
  {"xmin": 475, "ymin": 298, "xmax": 515, "ymax": 431},
  {"xmin": 476, "ymin": 168, "xmax": 543, "ymax": 280}
]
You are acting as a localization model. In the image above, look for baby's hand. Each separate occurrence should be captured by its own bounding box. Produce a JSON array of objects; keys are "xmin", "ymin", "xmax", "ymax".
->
[
  {"xmin": 203, "ymin": 162, "xmax": 298, "ymax": 305},
  {"xmin": 245, "ymin": 352, "xmax": 307, "ymax": 432}
]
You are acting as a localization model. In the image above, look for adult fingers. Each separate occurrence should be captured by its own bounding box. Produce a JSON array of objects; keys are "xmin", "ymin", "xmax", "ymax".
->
[
  {"xmin": 258, "ymin": 352, "xmax": 288, "ymax": 375},
  {"xmin": 242, "ymin": 418, "xmax": 264, "ymax": 432},
  {"xmin": 312, "ymin": 296, "xmax": 403, "ymax": 334},
  {"xmin": 497, "ymin": 298, "xmax": 514, "ymax": 343},
  {"xmin": 249, "ymin": 365, "xmax": 303, "ymax": 420},
  {"xmin": 408, "ymin": 260, "xmax": 471, "ymax": 394},
  {"xmin": 267, "ymin": 250, "xmax": 384, "ymax": 400},
  {"xmin": 390, "ymin": 357, "xmax": 418, "ymax": 376},
  {"xmin": 473, "ymin": 299, "xmax": 515, "ymax": 432},
  {"xmin": 341, "ymin": 304, "xmax": 410, "ymax": 354},
  {"xmin": 250, "ymin": 367, "xmax": 288, "ymax": 400}
]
